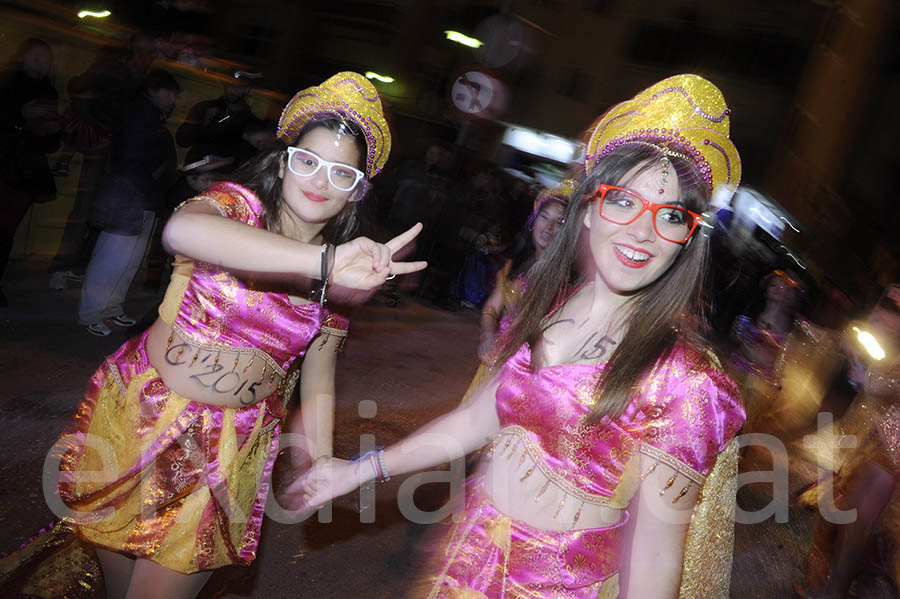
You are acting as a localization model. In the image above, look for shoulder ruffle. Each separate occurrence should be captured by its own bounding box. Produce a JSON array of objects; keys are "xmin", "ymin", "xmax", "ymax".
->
[
  {"xmin": 175, "ymin": 182, "xmax": 264, "ymax": 227},
  {"xmin": 633, "ymin": 344, "xmax": 745, "ymax": 477}
]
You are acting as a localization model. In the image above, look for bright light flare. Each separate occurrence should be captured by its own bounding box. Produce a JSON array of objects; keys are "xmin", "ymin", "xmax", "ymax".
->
[
  {"xmin": 77, "ymin": 9, "xmax": 111, "ymax": 18},
  {"xmin": 853, "ymin": 326, "xmax": 886, "ymax": 360},
  {"xmin": 445, "ymin": 31, "xmax": 484, "ymax": 48},
  {"xmin": 365, "ymin": 72, "xmax": 395, "ymax": 83}
]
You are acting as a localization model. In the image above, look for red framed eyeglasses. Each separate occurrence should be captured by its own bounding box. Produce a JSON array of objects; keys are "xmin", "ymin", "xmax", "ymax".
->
[{"xmin": 586, "ymin": 184, "xmax": 700, "ymax": 244}]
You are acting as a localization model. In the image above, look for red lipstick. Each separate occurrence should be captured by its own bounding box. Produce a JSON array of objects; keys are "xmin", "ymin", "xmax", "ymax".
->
[
  {"xmin": 304, "ymin": 191, "xmax": 328, "ymax": 203},
  {"xmin": 613, "ymin": 244, "xmax": 652, "ymax": 269}
]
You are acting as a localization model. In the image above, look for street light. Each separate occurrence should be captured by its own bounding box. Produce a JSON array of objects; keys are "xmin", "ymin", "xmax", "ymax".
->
[
  {"xmin": 853, "ymin": 326, "xmax": 886, "ymax": 361},
  {"xmin": 365, "ymin": 72, "xmax": 395, "ymax": 83},
  {"xmin": 77, "ymin": 9, "xmax": 111, "ymax": 18},
  {"xmin": 444, "ymin": 30, "xmax": 483, "ymax": 48}
]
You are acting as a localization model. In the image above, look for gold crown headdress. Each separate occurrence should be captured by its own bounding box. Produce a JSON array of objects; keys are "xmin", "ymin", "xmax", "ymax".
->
[
  {"xmin": 533, "ymin": 177, "xmax": 576, "ymax": 213},
  {"xmin": 277, "ymin": 72, "xmax": 391, "ymax": 180},
  {"xmin": 584, "ymin": 74, "xmax": 740, "ymax": 194},
  {"xmin": 526, "ymin": 178, "xmax": 575, "ymax": 228}
]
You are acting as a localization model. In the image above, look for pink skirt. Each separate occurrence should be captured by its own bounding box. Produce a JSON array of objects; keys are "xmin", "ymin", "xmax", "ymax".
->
[{"xmin": 424, "ymin": 476, "xmax": 626, "ymax": 598}]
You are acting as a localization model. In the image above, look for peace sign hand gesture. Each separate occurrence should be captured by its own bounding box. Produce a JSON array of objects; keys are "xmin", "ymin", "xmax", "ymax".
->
[{"xmin": 331, "ymin": 223, "xmax": 426, "ymax": 290}]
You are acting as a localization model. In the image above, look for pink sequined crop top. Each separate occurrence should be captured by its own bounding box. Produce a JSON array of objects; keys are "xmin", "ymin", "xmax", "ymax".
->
[
  {"xmin": 493, "ymin": 342, "xmax": 744, "ymax": 506},
  {"xmin": 158, "ymin": 182, "xmax": 349, "ymax": 376}
]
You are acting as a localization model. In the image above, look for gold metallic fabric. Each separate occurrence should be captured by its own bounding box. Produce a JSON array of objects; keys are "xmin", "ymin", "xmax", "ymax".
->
[
  {"xmin": 678, "ymin": 438, "xmax": 739, "ymax": 599},
  {"xmin": 276, "ymin": 72, "xmax": 391, "ymax": 179}
]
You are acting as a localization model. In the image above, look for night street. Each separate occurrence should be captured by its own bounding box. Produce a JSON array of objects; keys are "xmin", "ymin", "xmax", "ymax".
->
[{"xmin": 0, "ymin": 262, "xmax": 894, "ymax": 598}]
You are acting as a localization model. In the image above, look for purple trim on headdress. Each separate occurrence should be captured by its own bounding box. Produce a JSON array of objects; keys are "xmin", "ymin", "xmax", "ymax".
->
[
  {"xmin": 702, "ymin": 138, "xmax": 734, "ymax": 184},
  {"xmin": 280, "ymin": 103, "xmax": 384, "ymax": 179},
  {"xmin": 650, "ymin": 86, "xmax": 730, "ymax": 123},
  {"xmin": 369, "ymin": 119, "xmax": 386, "ymax": 168},
  {"xmin": 336, "ymin": 77, "xmax": 380, "ymax": 103},
  {"xmin": 591, "ymin": 109, "xmax": 642, "ymax": 146},
  {"xmin": 589, "ymin": 132, "xmax": 715, "ymax": 192}
]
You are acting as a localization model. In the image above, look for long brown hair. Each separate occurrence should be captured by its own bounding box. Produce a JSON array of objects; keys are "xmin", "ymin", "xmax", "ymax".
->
[
  {"xmin": 493, "ymin": 144, "xmax": 713, "ymax": 422},
  {"xmin": 233, "ymin": 117, "xmax": 367, "ymax": 244}
]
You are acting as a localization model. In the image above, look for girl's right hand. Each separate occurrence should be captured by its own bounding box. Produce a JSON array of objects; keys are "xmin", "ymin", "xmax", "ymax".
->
[
  {"xmin": 280, "ymin": 456, "xmax": 362, "ymax": 512},
  {"xmin": 331, "ymin": 223, "xmax": 427, "ymax": 290}
]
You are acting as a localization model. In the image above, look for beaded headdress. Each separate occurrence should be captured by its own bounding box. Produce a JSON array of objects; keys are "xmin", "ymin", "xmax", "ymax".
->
[
  {"xmin": 526, "ymin": 178, "xmax": 575, "ymax": 228},
  {"xmin": 584, "ymin": 74, "xmax": 741, "ymax": 194},
  {"xmin": 277, "ymin": 72, "xmax": 391, "ymax": 181}
]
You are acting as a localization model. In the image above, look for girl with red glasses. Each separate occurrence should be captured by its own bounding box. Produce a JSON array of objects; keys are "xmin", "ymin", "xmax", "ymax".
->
[{"xmin": 289, "ymin": 74, "xmax": 745, "ymax": 599}]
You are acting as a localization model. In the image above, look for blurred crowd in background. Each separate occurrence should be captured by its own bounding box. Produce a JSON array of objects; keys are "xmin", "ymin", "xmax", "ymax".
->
[{"xmin": 2, "ymin": 1, "xmax": 900, "ymax": 596}]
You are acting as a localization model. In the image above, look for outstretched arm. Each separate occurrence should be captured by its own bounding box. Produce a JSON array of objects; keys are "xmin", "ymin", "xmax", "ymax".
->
[
  {"xmin": 283, "ymin": 369, "xmax": 503, "ymax": 509},
  {"xmin": 282, "ymin": 330, "xmax": 342, "ymax": 469},
  {"xmin": 163, "ymin": 201, "xmax": 426, "ymax": 289}
]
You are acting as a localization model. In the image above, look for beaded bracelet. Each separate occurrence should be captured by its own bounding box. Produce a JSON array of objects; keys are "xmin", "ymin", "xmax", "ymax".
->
[
  {"xmin": 351, "ymin": 446, "xmax": 389, "ymax": 483},
  {"xmin": 377, "ymin": 447, "xmax": 390, "ymax": 482}
]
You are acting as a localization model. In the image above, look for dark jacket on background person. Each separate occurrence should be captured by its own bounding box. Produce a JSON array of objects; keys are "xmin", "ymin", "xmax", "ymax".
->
[
  {"xmin": 0, "ymin": 69, "xmax": 60, "ymax": 203},
  {"xmin": 90, "ymin": 94, "xmax": 177, "ymax": 235},
  {"xmin": 176, "ymin": 96, "xmax": 257, "ymax": 168}
]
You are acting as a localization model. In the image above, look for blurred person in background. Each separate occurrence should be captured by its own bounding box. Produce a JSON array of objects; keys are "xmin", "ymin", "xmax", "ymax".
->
[
  {"xmin": 729, "ymin": 270, "xmax": 805, "ymax": 431},
  {"xmin": 288, "ymin": 75, "xmax": 745, "ymax": 599},
  {"xmin": 77, "ymin": 69, "xmax": 181, "ymax": 336},
  {"xmin": 138, "ymin": 154, "xmax": 237, "ymax": 300},
  {"xmin": 454, "ymin": 166, "xmax": 513, "ymax": 308},
  {"xmin": 476, "ymin": 178, "xmax": 573, "ymax": 364},
  {"xmin": 48, "ymin": 33, "xmax": 160, "ymax": 290},
  {"xmin": 232, "ymin": 117, "xmax": 278, "ymax": 168},
  {"xmin": 0, "ymin": 37, "xmax": 60, "ymax": 307},
  {"xmin": 381, "ymin": 142, "xmax": 454, "ymax": 299},
  {"xmin": 457, "ymin": 179, "xmax": 572, "ymax": 420},
  {"xmin": 799, "ymin": 284, "xmax": 900, "ymax": 598},
  {"xmin": 0, "ymin": 72, "xmax": 425, "ymax": 599},
  {"xmin": 176, "ymin": 69, "xmax": 262, "ymax": 172},
  {"xmin": 418, "ymin": 161, "xmax": 504, "ymax": 309}
]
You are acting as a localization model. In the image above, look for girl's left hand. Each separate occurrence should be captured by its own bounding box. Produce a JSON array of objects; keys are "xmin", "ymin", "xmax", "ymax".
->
[{"xmin": 279, "ymin": 456, "xmax": 360, "ymax": 511}]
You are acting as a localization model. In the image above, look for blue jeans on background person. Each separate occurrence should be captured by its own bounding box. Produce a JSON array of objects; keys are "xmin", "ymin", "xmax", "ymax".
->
[{"xmin": 78, "ymin": 210, "xmax": 155, "ymax": 325}]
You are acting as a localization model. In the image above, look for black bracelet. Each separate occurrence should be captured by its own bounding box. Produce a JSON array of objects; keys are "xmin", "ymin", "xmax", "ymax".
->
[
  {"xmin": 318, "ymin": 243, "xmax": 330, "ymax": 305},
  {"xmin": 326, "ymin": 243, "xmax": 336, "ymax": 282}
]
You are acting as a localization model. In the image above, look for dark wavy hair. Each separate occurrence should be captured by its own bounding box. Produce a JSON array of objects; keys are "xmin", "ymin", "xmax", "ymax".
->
[
  {"xmin": 493, "ymin": 144, "xmax": 713, "ymax": 422},
  {"xmin": 232, "ymin": 117, "xmax": 367, "ymax": 244}
]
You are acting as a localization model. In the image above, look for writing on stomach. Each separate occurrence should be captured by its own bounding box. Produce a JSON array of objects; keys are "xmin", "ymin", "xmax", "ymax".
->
[{"xmin": 146, "ymin": 319, "xmax": 284, "ymax": 408}]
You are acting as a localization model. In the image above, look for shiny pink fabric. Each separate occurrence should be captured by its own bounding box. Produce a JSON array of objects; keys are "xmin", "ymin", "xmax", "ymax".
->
[
  {"xmin": 55, "ymin": 182, "xmax": 351, "ymax": 571},
  {"xmin": 428, "ymin": 342, "xmax": 744, "ymax": 596},
  {"xmin": 429, "ymin": 476, "xmax": 626, "ymax": 598},
  {"xmin": 495, "ymin": 342, "xmax": 744, "ymax": 500},
  {"xmin": 171, "ymin": 182, "xmax": 348, "ymax": 370}
]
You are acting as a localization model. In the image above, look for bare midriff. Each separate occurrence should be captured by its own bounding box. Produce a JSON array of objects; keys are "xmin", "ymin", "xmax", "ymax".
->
[
  {"xmin": 146, "ymin": 318, "xmax": 283, "ymax": 408},
  {"xmin": 480, "ymin": 435, "xmax": 624, "ymax": 532}
]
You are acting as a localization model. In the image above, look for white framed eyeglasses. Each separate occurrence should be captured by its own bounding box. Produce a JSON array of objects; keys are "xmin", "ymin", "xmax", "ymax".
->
[{"xmin": 286, "ymin": 147, "xmax": 365, "ymax": 192}]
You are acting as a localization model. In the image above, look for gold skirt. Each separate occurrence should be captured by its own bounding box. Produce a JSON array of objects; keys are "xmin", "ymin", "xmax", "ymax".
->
[{"xmin": 57, "ymin": 331, "xmax": 284, "ymax": 574}]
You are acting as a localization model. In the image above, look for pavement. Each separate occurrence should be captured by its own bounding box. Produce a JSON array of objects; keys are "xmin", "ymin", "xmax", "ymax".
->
[{"xmin": 0, "ymin": 260, "xmax": 895, "ymax": 598}]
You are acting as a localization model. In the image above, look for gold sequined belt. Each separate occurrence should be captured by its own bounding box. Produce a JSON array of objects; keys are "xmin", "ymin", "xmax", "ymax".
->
[{"xmin": 486, "ymin": 425, "xmax": 626, "ymax": 511}]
